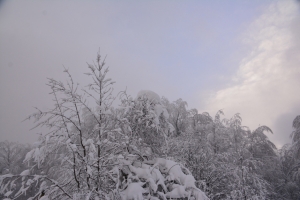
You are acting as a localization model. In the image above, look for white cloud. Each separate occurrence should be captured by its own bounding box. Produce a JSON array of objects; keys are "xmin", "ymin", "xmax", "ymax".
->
[{"xmin": 205, "ymin": 0, "xmax": 300, "ymax": 147}]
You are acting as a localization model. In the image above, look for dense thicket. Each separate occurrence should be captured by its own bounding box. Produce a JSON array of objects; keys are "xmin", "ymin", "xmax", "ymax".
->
[{"xmin": 0, "ymin": 53, "xmax": 299, "ymax": 200}]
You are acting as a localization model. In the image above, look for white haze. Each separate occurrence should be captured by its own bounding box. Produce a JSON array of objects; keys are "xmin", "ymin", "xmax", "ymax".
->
[{"xmin": 206, "ymin": 0, "xmax": 300, "ymax": 147}]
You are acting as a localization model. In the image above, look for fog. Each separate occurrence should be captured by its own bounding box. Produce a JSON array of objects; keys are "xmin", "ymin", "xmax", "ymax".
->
[{"xmin": 0, "ymin": 0, "xmax": 299, "ymax": 147}]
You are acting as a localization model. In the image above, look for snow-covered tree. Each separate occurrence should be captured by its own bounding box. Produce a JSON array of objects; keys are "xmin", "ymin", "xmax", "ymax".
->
[
  {"xmin": 116, "ymin": 90, "xmax": 174, "ymax": 156},
  {"xmin": 291, "ymin": 115, "xmax": 300, "ymax": 159},
  {"xmin": 161, "ymin": 98, "xmax": 189, "ymax": 136},
  {"xmin": 0, "ymin": 141, "xmax": 31, "ymax": 175},
  {"xmin": 0, "ymin": 52, "xmax": 119, "ymax": 199},
  {"xmin": 0, "ymin": 53, "xmax": 208, "ymax": 200}
]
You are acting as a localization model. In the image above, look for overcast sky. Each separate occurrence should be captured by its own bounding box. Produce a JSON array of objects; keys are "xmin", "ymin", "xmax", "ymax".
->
[{"xmin": 0, "ymin": 0, "xmax": 299, "ymax": 147}]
